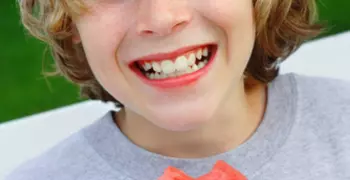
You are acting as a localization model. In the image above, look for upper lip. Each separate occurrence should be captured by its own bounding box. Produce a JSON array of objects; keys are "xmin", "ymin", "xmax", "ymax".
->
[{"xmin": 129, "ymin": 43, "xmax": 215, "ymax": 64}]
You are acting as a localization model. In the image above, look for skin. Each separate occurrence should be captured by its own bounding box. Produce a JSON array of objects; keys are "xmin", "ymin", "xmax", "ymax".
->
[{"xmin": 73, "ymin": 0, "xmax": 267, "ymax": 158}]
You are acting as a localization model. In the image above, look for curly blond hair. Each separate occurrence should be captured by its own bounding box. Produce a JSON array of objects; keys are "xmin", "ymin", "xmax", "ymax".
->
[{"xmin": 19, "ymin": 0, "xmax": 322, "ymax": 106}]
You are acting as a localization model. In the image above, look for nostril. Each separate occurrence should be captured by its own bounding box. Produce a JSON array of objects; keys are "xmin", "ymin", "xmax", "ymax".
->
[
  {"xmin": 142, "ymin": 30, "xmax": 154, "ymax": 35},
  {"xmin": 136, "ymin": 11, "xmax": 192, "ymax": 37},
  {"xmin": 172, "ymin": 21, "xmax": 187, "ymax": 33}
]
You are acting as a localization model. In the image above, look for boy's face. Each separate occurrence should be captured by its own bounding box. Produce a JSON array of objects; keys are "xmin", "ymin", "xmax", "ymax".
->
[{"xmin": 74, "ymin": 0, "xmax": 256, "ymax": 131}]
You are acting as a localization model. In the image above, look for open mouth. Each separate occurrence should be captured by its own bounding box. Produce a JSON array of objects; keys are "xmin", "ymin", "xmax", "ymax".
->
[{"xmin": 131, "ymin": 45, "xmax": 217, "ymax": 80}]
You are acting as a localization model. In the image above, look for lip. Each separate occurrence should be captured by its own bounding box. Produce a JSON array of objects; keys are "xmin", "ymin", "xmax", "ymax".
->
[
  {"xmin": 129, "ymin": 44, "xmax": 214, "ymax": 64},
  {"xmin": 130, "ymin": 44, "xmax": 218, "ymax": 89}
]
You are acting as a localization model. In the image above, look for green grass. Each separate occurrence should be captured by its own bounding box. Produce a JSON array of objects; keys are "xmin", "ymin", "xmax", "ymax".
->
[
  {"xmin": 0, "ymin": 1, "xmax": 81, "ymax": 122},
  {"xmin": 317, "ymin": 0, "xmax": 350, "ymax": 37},
  {"xmin": 0, "ymin": 0, "xmax": 350, "ymax": 123}
]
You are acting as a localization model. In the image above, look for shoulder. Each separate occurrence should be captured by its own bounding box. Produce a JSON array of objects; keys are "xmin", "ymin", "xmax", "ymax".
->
[
  {"xmin": 285, "ymin": 73, "xmax": 350, "ymax": 145},
  {"xmin": 4, "ymin": 115, "xmax": 115, "ymax": 180},
  {"xmin": 271, "ymin": 73, "xmax": 350, "ymax": 115},
  {"xmin": 291, "ymin": 73, "xmax": 350, "ymax": 118},
  {"xmin": 292, "ymin": 73, "xmax": 350, "ymax": 102}
]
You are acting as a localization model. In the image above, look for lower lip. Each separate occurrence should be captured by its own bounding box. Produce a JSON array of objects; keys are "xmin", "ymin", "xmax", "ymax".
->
[{"xmin": 132, "ymin": 46, "xmax": 218, "ymax": 89}]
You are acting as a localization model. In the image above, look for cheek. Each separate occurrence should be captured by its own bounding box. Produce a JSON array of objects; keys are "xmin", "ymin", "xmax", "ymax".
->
[
  {"xmin": 74, "ymin": 3, "xmax": 136, "ymax": 102},
  {"xmin": 193, "ymin": 0, "xmax": 254, "ymax": 31},
  {"xmin": 194, "ymin": 0, "xmax": 255, "ymax": 64},
  {"xmin": 77, "ymin": 6, "xmax": 131, "ymax": 67},
  {"xmin": 195, "ymin": 0, "xmax": 255, "ymax": 68}
]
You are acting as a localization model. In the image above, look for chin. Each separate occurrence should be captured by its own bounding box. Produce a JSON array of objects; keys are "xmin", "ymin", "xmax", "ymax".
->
[{"xmin": 147, "ymin": 103, "xmax": 217, "ymax": 132}]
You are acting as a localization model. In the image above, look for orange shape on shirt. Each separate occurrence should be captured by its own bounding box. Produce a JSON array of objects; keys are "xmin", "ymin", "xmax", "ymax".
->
[{"xmin": 158, "ymin": 160, "xmax": 247, "ymax": 180}]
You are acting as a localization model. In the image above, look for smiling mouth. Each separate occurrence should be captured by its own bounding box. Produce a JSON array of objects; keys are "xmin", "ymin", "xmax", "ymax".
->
[
  {"xmin": 132, "ymin": 45, "xmax": 216, "ymax": 80},
  {"xmin": 129, "ymin": 44, "xmax": 217, "ymax": 88}
]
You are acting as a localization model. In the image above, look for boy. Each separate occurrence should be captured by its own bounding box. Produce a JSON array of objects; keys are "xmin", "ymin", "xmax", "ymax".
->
[{"xmin": 7, "ymin": 0, "xmax": 350, "ymax": 179}]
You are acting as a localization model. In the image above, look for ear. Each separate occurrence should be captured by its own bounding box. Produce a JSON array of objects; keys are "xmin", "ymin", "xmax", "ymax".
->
[{"xmin": 72, "ymin": 25, "xmax": 82, "ymax": 44}]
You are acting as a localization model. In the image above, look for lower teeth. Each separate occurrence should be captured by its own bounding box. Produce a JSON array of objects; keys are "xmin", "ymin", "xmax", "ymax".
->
[{"xmin": 146, "ymin": 59, "xmax": 209, "ymax": 80}]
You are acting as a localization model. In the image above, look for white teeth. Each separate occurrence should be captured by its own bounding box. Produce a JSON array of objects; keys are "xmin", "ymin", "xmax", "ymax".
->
[
  {"xmin": 174, "ymin": 56, "xmax": 188, "ymax": 72},
  {"xmin": 152, "ymin": 62, "xmax": 162, "ymax": 72},
  {"xmin": 202, "ymin": 47, "xmax": 208, "ymax": 57},
  {"xmin": 154, "ymin": 73, "xmax": 161, "ymax": 79},
  {"xmin": 187, "ymin": 53, "xmax": 196, "ymax": 66},
  {"xmin": 160, "ymin": 60, "xmax": 176, "ymax": 74},
  {"xmin": 168, "ymin": 72, "xmax": 176, "ymax": 77},
  {"xmin": 176, "ymin": 71, "xmax": 185, "ymax": 76},
  {"xmin": 198, "ymin": 62, "xmax": 205, "ymax": 69},
  {"xmin": 186, "ymin": 66, "xmax": 193, "ymax": 73},
  {"xmin": 145, "ymin": 61, "xmax": 208, "ymax": 80},
  {"xmin": 196, "ymin": 49, "xmax": 202, "ymax": 60},
  {"xmin": 192, "ymin": 64, "xmax": 199, "ymax": 71},
  {"xmin": 142, "ymin": 46, "xmax": 212, "ymax": 80},
  {"xmin": 143, "ymin": 63, "xmax": 152, "ymax": 71},
  {"xmin": 160, "ymin": 73, "xmax": 167, "ymax": 78}
]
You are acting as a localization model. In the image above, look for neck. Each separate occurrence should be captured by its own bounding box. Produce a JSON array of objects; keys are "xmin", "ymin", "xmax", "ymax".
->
[{"xmin": 115, "ymin": 82, "xmax": 267, "ymax": 158}]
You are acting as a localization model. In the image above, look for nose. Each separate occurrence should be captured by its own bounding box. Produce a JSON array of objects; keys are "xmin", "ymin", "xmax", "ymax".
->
[{"xmin": 136, "ymin": 0, "xmax": 192, "ymax": 37}]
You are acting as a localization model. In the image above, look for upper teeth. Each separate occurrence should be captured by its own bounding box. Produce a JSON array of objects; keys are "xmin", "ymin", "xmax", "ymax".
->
[
  {"xmin": 140, "ymin": 47, "xmax": 209, "ymax": 75},
  {"xmin": 174, "ymin": 56, "xmax": 188, "ymax": 72},
  {"xmin": 196, "ymin": 49, "xmax": 202, "ymax": 59},
  {"xmin": 152, "ymin": 62, "xmax": 162, "ymax": 72},
  {"xmin": 160, "ymin": 60, "xmax": 176, "ymax": 74},
  {"xmin": 143, "ymin": 63, "xmax": 152, "ymax": 71},
  {"xmin": 187, "ymin": 53, "xmax": 196, "ymax": 66},
  {"xmin": 203, "ymin": 47, "xmax": 208, "ymax": 57}
]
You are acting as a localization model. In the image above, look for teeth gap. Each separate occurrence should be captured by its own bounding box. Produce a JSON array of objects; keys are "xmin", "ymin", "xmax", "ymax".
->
[
  {"xmin": 195, "ymin": 47, "xmax": 212, "ymax": 65},
  {"xmin": 136, "ymin": 63, "xmax": 154, "ymax": 76}
]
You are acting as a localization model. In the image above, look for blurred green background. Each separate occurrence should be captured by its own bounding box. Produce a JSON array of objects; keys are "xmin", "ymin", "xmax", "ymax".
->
[{"xmin": 1, "ymin": 0, "xmax": 350, "ymax": 123}]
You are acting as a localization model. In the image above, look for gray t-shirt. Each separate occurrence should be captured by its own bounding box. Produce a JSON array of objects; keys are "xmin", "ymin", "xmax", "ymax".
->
[{"xmin": 5, "ymin": 73, "xmax": 350, "ymax": 180}]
